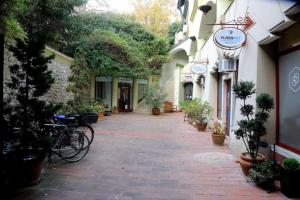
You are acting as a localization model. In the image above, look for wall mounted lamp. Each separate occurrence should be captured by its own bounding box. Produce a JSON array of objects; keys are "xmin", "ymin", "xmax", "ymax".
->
[{"xmin": 198, "ymin": 4, "xmax": 212, "ymax": 15}]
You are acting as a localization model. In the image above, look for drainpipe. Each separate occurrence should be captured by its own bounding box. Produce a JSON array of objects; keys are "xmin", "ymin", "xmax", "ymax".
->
[{"xmin": 0, "ymin": 33, "xmax": 4, "ymax": 185}]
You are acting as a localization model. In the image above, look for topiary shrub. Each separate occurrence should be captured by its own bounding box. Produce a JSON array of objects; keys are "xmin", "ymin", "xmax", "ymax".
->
[{"xmin": 233, "ymin": 81, "xmax": 274, "ymax": 160}]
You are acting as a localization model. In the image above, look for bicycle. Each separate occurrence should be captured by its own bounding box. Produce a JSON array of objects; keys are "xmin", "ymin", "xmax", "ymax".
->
[
  {"xmin": 41, "ymin": 123, "xmax": 90, "ymax": 163},
  {"xmin": 53, "ymin": 114, "xmax": 95, "ymax": 148}
]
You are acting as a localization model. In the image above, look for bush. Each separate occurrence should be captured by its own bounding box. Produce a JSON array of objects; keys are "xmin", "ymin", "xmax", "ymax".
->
[
  {"xmin": 185, "ymin": 99, "xmax": 213, "ymax": 122},
  {"xmin": 144, "ymin": 85, "xmax": 167, "ymax": 108},
  {"xmin": 282, "ymin": 158, "xmax": 300, "ymax": 171}
]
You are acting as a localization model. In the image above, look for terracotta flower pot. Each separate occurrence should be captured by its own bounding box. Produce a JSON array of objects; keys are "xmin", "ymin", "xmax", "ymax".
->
[
  {"xmin": 98, "ymin": 112, "xmax": 105, "ymax": 121},
  {"xmin": 152, "ymin": 107, "xmax": 160, "ymax": 115},
  {"xmin": 196, "ymin": 122, "xmax": 207, "ymax": 132},
  {"xmin": 211, "ymin": 133, "xmax": 225, "ymax": 145},
  {"xmin": 237, "ymin": 152, "xmax": 266, "ymax": 176}
]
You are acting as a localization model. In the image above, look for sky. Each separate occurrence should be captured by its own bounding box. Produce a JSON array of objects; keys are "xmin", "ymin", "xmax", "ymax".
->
[{"xmin": 107, "ymin": 0, "xmax": 134, "ymax": 13}]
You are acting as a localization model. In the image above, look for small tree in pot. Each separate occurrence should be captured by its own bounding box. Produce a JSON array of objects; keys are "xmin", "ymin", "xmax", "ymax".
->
[
  {"xmin": 144, "ymin": 85, "xmax": 167, "ymax": 115},
  {"xmin": 233, "ymin": 81, "xmax": 274, "ymax": 176},
  {"xmin": 3, "ymin": 36, "xmax": 61, "ymax": 188}
]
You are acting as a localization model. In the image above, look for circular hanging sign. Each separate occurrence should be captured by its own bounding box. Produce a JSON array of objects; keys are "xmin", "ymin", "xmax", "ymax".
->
[
  {"xmin": 213, "ymin": 27, "xmax": 246, "ymax": 49},
  {"xmin": 191, "ymin": 64, "xmax": 207, "ymax": 74}
]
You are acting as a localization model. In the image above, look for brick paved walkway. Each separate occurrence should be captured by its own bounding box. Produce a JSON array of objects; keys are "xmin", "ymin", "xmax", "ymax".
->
[{"xmin": 9, "ymin": 113, "xmax": 288, "ymax": 200}]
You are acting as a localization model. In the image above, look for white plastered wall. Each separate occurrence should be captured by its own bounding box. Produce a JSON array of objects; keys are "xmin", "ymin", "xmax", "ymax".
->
[
  {"xmin": 199, "ymin": 35, "xmax": 219, "ymax": 119},
  {"xmin": 160, "ymin": 50, "xmax": 188, "ymax": 107}
]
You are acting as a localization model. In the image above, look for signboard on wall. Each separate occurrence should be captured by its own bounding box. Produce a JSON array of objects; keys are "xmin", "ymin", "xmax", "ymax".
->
[
  {"xmin": 191, "ymin": 64, "xmax": 207, "ymax": 74},
  {"xmin": 213, "ymin": 27, "xmax": 246, "ymax": 50},
  {"xmin": 181, "ymin": 73, "xmax": 193, "ymax": 82}
]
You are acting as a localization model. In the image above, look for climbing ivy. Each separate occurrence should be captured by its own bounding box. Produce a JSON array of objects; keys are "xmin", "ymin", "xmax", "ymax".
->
[{"xmin": 49, "ymin": 12, "xmax": 170, "ymax": 78}]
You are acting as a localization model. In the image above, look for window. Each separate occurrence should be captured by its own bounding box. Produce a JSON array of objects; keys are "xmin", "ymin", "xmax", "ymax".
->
[
  {"xmin": 279, "ymin": 49, "xmax": 300, "ymax": 153},
  {"xmin": 138, "ymin": 79, "xmax": 148, "ymax": 102},
  {"xmin": 95, "ymin": 76, "xmax": 112, "ymax": 110}
]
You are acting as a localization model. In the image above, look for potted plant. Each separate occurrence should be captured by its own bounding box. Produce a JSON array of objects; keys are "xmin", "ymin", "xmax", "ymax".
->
[
  {"xmin": 144, "ymin": 85, "xmax": 167, "ymax": 115},
  {"xmin": 280, "ymin": 158, "xmax": 300, "ymax": 198},
  {"xmin": 112, "ymin": 106, "xmax": 119, "ymax": 114},
  {"xmin": 3, "ymin": 37, "xmax": 60, "ymax": 188},
  {"xmin": 185, "ymin": 99, "xmax": 199, "ymax": 125},
  {"xmin": 179, "ymin": 100, "xmax": 189, "ymax": 112},
  {"xmin": 211, "ymin": 119, "xmax": 226, "ymax": 145},
  {"xmin": 93, "ymin": 102, "xmax": 106, "ymax": 121},
  {"xmin": 249, "ymin": 160, "xmax": 278, "ymax": 191},
  {"xmin": 233, "ymin": 81, "xmax": 274, "ymax": 176},
  {"xmin": 195, "ymin": 99, "xmax": 213, "ymax": 132}
]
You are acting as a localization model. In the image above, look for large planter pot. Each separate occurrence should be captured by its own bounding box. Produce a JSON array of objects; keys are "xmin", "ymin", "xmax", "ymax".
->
[
  {"xmin": 211, "ymin": 133, "xmax": 225, "ymax": 145},
  {"xmin": 237, "ymin": 152, "xmax": 265, "ymax": 176},
  {"xmin": 4, "ymin": 149, "xmax": 46, "ymax": 188},
  {"xmin": 164, "ymin": 101, "xmax": 173, "ymax": 113},
  {"xmin": 152, "ymin": 108, "xmax": 160, "ymax": 115},
  {"xmin": 280, "ymin": 167, "xmax": 300, "ymax": 198},
  {"xmin": 196, "ymin": 122, "xmax": 208, "ymax": 132},
  {"xmin": 80, "ymin": 112, "xmax": 98, "ymax": 124}
]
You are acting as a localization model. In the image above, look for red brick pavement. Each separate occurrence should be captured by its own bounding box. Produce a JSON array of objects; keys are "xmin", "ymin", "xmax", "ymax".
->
[{"xmin": 8, "ymin": 112, "xmax": 290, "ymax": 200}]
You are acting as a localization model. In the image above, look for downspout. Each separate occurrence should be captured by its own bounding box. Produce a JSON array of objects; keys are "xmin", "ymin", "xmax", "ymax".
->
[{"xmin": 0, "ymin": 33, "xmax": 4, "ymax": 187}]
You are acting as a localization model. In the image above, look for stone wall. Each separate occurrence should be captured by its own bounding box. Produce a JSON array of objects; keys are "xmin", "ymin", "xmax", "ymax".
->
[{"xmin": 4, "ymin": 47, "xmax": 73, "ymax": 104}]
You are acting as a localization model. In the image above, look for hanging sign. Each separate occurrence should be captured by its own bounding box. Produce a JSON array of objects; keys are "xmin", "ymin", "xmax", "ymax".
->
[
  {"xmin": 213, "ymin": 27, "xmax": 246, "ymax": 50},
  {"xmin": 191, "ymin": 64, "xmax": 207, "ymax": 74}
]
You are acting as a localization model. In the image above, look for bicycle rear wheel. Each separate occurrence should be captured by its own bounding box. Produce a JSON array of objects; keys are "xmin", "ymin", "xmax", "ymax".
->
[
  {"xmin": 58, "ymin": 134, "xmax": 90, "ymax": 162},
  {"xmin": 75, "ymin": 125, "xmax": 94, "ymax": 146}
]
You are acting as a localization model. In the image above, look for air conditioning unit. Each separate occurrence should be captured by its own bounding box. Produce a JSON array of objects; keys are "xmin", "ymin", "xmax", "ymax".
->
[{"xmin": 219, "ymin": 58, "xmax": 238, "ymax": 72}]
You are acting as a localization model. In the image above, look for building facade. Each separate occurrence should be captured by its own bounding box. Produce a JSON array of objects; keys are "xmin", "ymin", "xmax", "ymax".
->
[
  {"xmin": 161, "ymin": 0, "xmax": 300, "ymax": 160},
  {"xmin": 89, "ymin": 75, "xmax": 159, "ymax": 112}
]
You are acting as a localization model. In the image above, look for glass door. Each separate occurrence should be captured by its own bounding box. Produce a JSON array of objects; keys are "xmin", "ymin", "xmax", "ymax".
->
[
  {"xmin": 95, "ymin": 76, "xmax": 112, "ymax": 110},
  {"xmin": 118, "ymin": 77, "xmax": 133, "ymax": 112}
]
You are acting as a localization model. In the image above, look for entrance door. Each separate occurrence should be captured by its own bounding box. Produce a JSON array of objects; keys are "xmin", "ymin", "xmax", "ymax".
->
[
  {"xmin": 225, "ymin": 79, "xmax": 232, "ymax": 136},
  {"xmin": 118, "ymin": 84, "xmax": 131, "ymax": 112},
  {"xmin": 184, "ymin": 82, "xmax": 193, "ymax": 100}
]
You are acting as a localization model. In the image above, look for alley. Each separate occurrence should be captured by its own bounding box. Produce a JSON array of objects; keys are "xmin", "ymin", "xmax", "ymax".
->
[{"xmin": 9, "ymin": 113, "xmax": 288, "ymax": 200}]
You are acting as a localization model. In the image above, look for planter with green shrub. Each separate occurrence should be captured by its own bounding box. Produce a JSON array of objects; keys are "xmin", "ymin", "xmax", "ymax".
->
[
  {"xmin": 195, "ymin": 99, "xmax": 213, "ymax": 132},
  {"xmin": 144, "ymin": 86, "xmax": 167, "ymax": 115},
  {"xmin": 280, "ymin": 158, "xmax": 300, "ymax": 198},
  {"xmin": 249, "ymin": 160, "xmax": 278, "ymax": 191}
]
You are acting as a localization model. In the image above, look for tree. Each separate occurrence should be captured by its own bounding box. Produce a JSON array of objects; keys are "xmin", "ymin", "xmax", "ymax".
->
[
  {"xmin": 131, "ymin": 0, "xmax": 179, "ymax": 36},
  {"xmin": 168, "ymin": 21, "xmax": 181, "ymax": 46},
  {"xmin": 4, "ymin": 36, "xmax": 59, "ymax": 147},
  {"xmin": 49, "ymin": 12, "xmax": 156, "ymax": 57},
  {"xmin": 67, "ymin": 48, "xmax": 91, "ymax": 113},
  {"xmin": 0, "ymin": 1, "xmax": 29, "ymax": 184}
]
